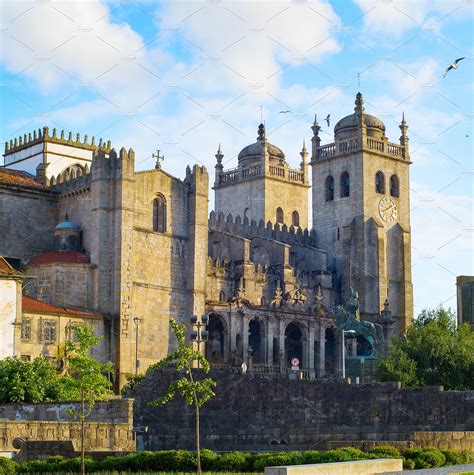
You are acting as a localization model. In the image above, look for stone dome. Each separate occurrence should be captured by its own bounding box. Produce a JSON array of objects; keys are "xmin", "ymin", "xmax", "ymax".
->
[
  {"xmin": 238, "ymin": 123, "xmax": 286, "ymax": 165},
  {"xmin": 333, "ymin": 92, "xmax": 386, "ymax": 141},
  {"xmin": 334, "ymin": 113, "xmax": 385, "ymax": 134}
]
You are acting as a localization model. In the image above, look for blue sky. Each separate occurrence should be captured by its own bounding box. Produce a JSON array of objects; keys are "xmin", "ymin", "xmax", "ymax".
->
[{"xmin": 1, "ymin": 0, "xmax": 473, "ymax": 315}]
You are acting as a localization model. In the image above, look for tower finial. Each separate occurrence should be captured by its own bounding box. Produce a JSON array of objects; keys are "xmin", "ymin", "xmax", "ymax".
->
[
  {"xmin": 257, "ymin": 123, "xmax": 266, "ymax": 142},
  {"xmin": 354, "ymin": 92, "xmax": 365, "ymax": 114},
  {"xmin": 311, "ymin": 114, "xmax": 321, "ymax": 137},
  {"xmin": 215, "ymin": 143, "xmax": 224, "ymax": 164}
]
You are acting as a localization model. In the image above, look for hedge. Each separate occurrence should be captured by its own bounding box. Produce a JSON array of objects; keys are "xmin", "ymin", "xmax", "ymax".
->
[{"xmin": 5, "ymin": 446, "xmax": 473, "ymax": 473}]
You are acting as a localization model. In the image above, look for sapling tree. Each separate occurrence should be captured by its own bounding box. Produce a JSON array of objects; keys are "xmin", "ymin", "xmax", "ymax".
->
[
  {"xmin": 62, "ymin": 323, "xmax": 113, "ymax": 475},
  {"xmin": 149, "ymin": 318, "xmax": 216, "ymax": 475}
]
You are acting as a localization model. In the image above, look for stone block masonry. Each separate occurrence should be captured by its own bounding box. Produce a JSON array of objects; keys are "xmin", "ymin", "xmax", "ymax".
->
[
  {"xmin": 0, "ymin": 399, "xmax": 135, "ymax": 455},
  {"xmin": 130, "ymin": 370, "xmax": 474, "ymax": 452}
]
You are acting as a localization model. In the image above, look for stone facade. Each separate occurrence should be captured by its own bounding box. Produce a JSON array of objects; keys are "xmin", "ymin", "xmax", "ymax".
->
[
  {"xmin": 0, "ymin": 399, "xmax": 135, "ymax": 456},
  {"xmin": 0, "ymin": 93, "xmax": 413, "ymax": 389},
  {"xmin": 130, "ymin": 369, "xmax": 474, "ymax": 452}
]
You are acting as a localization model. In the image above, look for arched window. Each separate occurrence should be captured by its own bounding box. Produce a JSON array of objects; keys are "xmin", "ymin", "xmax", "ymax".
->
[
  {"xmin": 375, "ymin": 171, "xmax": 385, "ymax": 194},
  {"xmin": 244, "ymin": 208, "xmax": 251, "ymax": 220},
  {"xmin": 325, "ymin": 175, "xmax": 334, "ymax": 201},
  {"xmin": 153, "ymin": 194, "xmax": 167, "ymax": 232},
  {"xmin": 219, "ymin": 291, "xmax": 226, "ymax": 303},
  {"xmin": 276, "ymin": 207, "xmax": 284, "ymax": 224},
  {"xmin": 390, "ymin": 174, "xmax": 399, "ymax": 197},
  {"xmin": 340, "ymin": 172, "xmax": 350, "ymax": 198},
  {"xmin": 292, "ymin": 210, "xmax": 300, "ymax": 227}
]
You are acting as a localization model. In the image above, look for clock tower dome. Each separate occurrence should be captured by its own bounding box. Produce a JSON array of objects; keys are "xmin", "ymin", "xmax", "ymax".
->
[{"xmin": 311, "ymin": 93, "xmax": 413, "ymax": 335}]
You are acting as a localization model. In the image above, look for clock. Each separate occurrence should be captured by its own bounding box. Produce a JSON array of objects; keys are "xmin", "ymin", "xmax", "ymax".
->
[{"xmin": 378, "ymin": 197, "xmax": 397, "ymax": 223}]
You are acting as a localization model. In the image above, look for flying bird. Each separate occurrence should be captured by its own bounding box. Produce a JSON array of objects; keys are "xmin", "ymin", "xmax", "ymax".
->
[
  {"xmin": 325, "ymin": 114, "xmax": 331, "ymax": 127},
  {"xmin": 278, "ymin": 110, "xmax": 291, "ymax": 114},
  {"xmin": 443, "ymin": 57, "xmax": 465, "ymax": 77}
]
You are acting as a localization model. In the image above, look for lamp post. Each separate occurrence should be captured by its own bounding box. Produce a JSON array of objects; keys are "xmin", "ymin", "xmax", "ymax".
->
[
  {"xmin": 342, "ymin": 329, "xmax": 356, "ymax": 380},
  {"xmin": 133, "ymin": 317, "xmax": 142, "ymax": 376},
  {"xmin": 190, "ymin": 315, "xmax": 209, "ymax": 368}
]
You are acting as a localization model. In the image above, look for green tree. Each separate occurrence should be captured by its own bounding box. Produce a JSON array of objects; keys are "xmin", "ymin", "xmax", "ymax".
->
[
  {"xmin": 0, "ymin": 356, "xmax": 64, "ymax": 403},
  {"xmin": 149, "ymin": 318, "xmax": 216, "ymax": 475},
  {"xmin": 61, "ymin": 323, "xmax": 113, "ymax": 475},
  {"xmin": 377, "ymin": 307, "xmax": 474, "ymax": 390}
]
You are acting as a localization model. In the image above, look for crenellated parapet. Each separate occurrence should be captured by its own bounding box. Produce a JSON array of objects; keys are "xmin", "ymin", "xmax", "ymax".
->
[
  {"xmin": 49, "ymin": 163, "xmax": 91, "ymax": 194},
  {"xmin": 209, "ymin": 211, "xmax": 318, "ymax": 248},
  {"xmin": 4, "ymin": 126, "xmax": 112, "ymax": 156}
]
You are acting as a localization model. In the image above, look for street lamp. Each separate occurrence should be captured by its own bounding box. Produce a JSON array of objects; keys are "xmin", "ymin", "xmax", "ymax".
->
[
  {"xmin": 341, "ymin": 329, "xmax": 356, "ymax": 380},
  {"xmin": 133, "ymin": 317, "xmax": 142, "ymax": 376},
  {"xmin": 190, "ymin": 315, "xmax": 209, "ymax": 368}
]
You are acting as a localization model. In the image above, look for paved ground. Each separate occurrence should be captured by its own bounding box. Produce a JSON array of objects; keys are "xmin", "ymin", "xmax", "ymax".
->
[{"xmin": 387, "ymin": 463, "xmax": 474, "ymax": 474}]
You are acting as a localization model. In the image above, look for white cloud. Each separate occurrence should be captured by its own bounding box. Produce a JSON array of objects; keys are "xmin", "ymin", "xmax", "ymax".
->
[{"xmin": 352, "ymin": 0, "xmax": 473, "ymax": 38}]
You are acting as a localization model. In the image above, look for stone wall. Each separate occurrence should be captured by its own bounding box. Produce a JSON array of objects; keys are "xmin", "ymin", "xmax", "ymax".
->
[
  {"xmin": 130, "ymin": 370, "xmax": 474, "ymax": 452},
  {"xmin": 0, "ymin": 399, "xmax": 135, "ymax": 454}
]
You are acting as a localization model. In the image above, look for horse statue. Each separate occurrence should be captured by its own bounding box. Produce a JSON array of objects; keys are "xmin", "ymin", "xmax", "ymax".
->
[{"xmin": 332, "ymin": 289, "xmax": 384, "ymax": 356}]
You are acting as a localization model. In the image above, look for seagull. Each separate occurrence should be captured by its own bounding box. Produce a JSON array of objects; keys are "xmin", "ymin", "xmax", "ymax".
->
[
  {"xmin": 443, "ymin": 57, "xmax": 465, "ymax": 77},
  {"xmin": 325, "ymin": 114, "xmax": 330, "ymax": 127},
  {"xmin": 278, "ymin": 110, "xmax": 291, "ymax": 114}
]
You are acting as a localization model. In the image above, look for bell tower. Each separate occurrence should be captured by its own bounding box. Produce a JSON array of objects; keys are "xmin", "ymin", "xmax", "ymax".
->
[
  {"xmin": 213, "ymin": 124, "xmax": 310, "ymax": 229},
  {"xmin": 311, "ymin": 93, "xmax": 413, "ymax": 335}
]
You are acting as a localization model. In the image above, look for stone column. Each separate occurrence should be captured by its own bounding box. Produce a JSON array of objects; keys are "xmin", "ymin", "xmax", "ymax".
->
[
  {"xmin": 308, "ymin": 323, "xmax": 315, "ymax": 376},
  {"xmin": 242, "ymin": 316, "xmax": 249, "ymax": 366},
  {"xmin": 302, "ymin": 339, "xmax": 309, "ymax": 369},
  {"xmin": 319, "ymin": 323, "xmax": 326, "ymax": 377},
  {"xmin": 267, "ymin": 317, "xmax": 274, "ymax": 365},
  {"xmin": 279, "ymin": 319, "xmax": 286, "ymax": 372}
]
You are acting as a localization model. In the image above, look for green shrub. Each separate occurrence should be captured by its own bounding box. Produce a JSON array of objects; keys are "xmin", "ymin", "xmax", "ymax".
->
[
  {"xmin": 301, "ymin": 450, "xmax": 320, "ymax": 464},
  {"xmin": 335, "ymin": 447, "xmax": 370, "ymax": 460},
  {"xmin": 403, "ymin": 458, "xmax": 416, "ymax": 470},
  {"xmin": 368, "ymin": 445, "xmax": 401, "ymax": 458},
  {"xmin": 442, "ymin": 449, "xmax": 473, "ymax": 466},
  {"xmin": 0, "ymin": 457, "xmax": 17, "ymax": 475},
  {"xmin": 216, "ymin": 451, "xmax": 254, "ymax": 472},
  {"xmin": 200, "ymin": 449, "xmax": 219, "ymax": 471},
  {"xmin": 317, "ymin": 448, "xmax": 355, "ymax": 463},
  {"xmin": 407, "ymin": 447, "xmax": 446, "ymax": 469}
]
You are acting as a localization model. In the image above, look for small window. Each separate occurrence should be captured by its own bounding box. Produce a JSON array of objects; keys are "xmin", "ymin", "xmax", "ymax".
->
[
  {"xmin": 325, "ymin": 175, "xmax": 334, "ymax": 201},
  {"xmin": 340, "ymin": 172, "xmax": 350, "ymax": 197},
  {"xmin": 292, "ymin": 211, "xmax": 300, "ymax": 227},
  {"xmin": 390, "ymin": 174, "xmax": 399, "ymax": 197},
  {"xmin": 260, "ymin": 296, "xmax": 267, "ymax": 307},
  {"xmin": 21, "ymin": 319, "xmax": 31, "ymax": 341},
  {"xmin": 276, "ymin": 207, "xmax": 284, "ymax": 224},
  {"xmin": 20, "ymin": 355, "xmax": 31, "ymax": 362},
  {"xmin": 153, "ymin": 194, "xmax": 167, "ymax": 232},
  {"xmin": 376, "ymin": 171, "xmax": 385, "ymax": 194},
  {"xmin": 43, "ymin": 320, "xmax": 57, "ymax": 344},
  {"xmin": 219, "ymin": 291, "xmax": 226, "ymax": 303}
]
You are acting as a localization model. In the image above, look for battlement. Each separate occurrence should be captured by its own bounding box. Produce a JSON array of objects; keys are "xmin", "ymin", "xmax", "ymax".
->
[
  {"xmin": 4, "ymin": 126, "xmax": 112, "ymax": 158},
  {"xmin": 209, "ymin": 211, "xmax": 317, "ymax": 248},
  {"xmin": 47, "ymin": 147, "xmax": 135, "ymax": 192},
  {"xmin": 49, "ymin": 162, "xmax": 91, "ymax": 193}
]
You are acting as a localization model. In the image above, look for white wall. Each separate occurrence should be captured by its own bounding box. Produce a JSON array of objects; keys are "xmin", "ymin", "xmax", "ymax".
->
[{"xmin": 0, "ymin": 280, "xmax": 18, "ymax": 358}]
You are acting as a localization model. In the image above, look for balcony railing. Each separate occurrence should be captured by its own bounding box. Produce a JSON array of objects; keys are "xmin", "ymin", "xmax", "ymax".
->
[
  {"xmin": 218, "ymin": 164, "xmax": 305, "ymax": 185},
  {"xmin": 317, "ymin": 138, "xmax": 406, "ymax": 159}
]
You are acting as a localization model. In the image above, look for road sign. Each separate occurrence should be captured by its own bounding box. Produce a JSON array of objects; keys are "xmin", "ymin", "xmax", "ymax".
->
[{"xmin": 291, "ymin": 357, "xmax": 300, "ymax": 367}]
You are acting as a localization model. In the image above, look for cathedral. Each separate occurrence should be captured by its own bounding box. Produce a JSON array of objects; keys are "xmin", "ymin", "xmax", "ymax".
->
[{"xmin": 0, "ymin": 93, "xmax": 413, "ymax": 388}]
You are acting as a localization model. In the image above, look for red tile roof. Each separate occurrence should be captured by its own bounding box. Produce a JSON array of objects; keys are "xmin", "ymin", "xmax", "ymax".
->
[
  {"xmin": 29, "ymin": 251, "xmax": 90, "ymax": 266},
  {"xmin": 0, "ymin": 256, "xmax": 23, "ymax": 276},
  {"xmin": 0, "ymin": 168, "xmax": 50, "ymax": 191},
  {"xmin": 22, "ymin": 295, "xmax": 100, "ymax": 318}
]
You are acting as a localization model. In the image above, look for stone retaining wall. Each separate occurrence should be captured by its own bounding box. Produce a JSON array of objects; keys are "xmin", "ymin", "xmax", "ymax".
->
[
  {"xmin": 130, "ymin": 370, "xmax": 474, "ymax": 452},
  {"xmin": 0, "ymin": 398, "xmax": 135, "ymax": 454}
]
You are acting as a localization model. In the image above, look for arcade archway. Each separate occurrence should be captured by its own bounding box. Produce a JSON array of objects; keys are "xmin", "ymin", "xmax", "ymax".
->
[
  {"xmin": 325, "ymin": 327, "xmax": 336, "ymax": 372},
  {"xmin": 206, "ymin": 314, "xmax": 227, "ymax": 363},
  {"xmin": 249, "ymin": 318, "xmax": 264, "ymax": 363},
  {"xmin": 285, "ymin": 322, "xmax": 303, "ymax": 367}
]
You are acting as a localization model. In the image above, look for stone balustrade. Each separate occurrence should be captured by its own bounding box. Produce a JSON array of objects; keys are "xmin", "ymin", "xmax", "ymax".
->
[
  {"xmin": 316, "ymin": 138, "xmax": 406, "ymax": 160},
  {"xmin": 218, "ymin": 164, "xmax": 305, "ymax": 186}
]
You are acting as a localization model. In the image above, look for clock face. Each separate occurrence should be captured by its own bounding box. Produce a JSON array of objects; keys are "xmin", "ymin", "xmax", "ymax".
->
[{"xmin": 378, "ymin": 197, "xmax": 398, "ymax": 223}]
